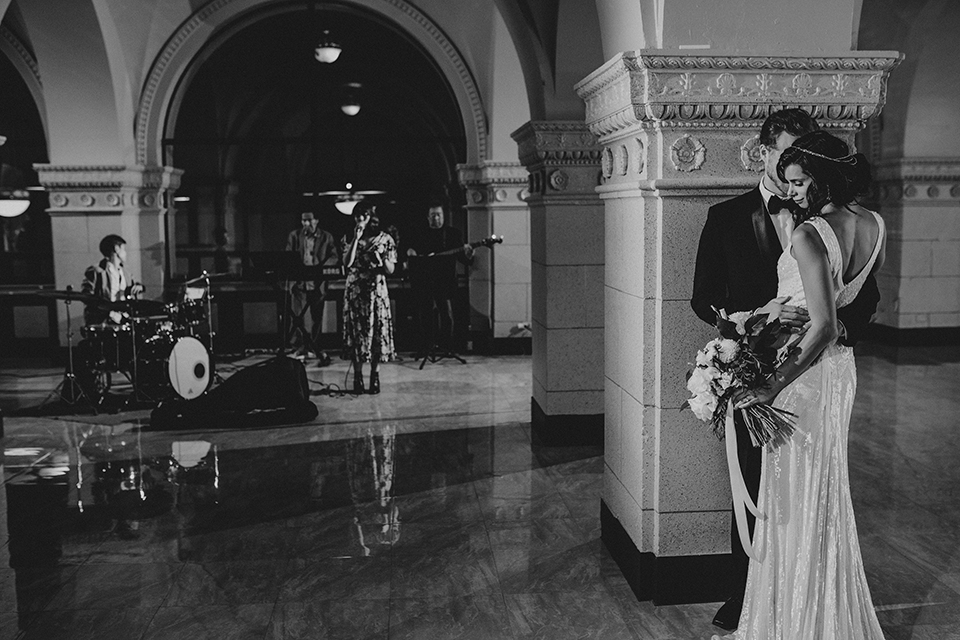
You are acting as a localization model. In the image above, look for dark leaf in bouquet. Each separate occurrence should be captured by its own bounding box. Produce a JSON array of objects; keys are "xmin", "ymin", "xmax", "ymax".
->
[
  {"xmin": 744, "ymin": 313, "xmax": 768, "ymax": 336},
  {"xmin": 715, "ymin": 316, "xmax": 741, "ymax": 340},
  {"xmin": 685, "ymin": 368, "xmax": 693, "ymax": 382},
  {"xmin": 679, "ymin": 400, "xmax": 690, "ymax": 413}
]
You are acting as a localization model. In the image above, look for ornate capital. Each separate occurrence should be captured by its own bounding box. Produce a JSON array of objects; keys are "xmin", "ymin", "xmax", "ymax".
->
[
  {"xmin": 511, "ymin": 121, "xmax": 602, "ymax": 198},
  {"xmin": 457, "ymin": 161, "xmax": 528, "ymax": 207},
  {"xmin": 575, "ymin": 51, "xmax": 903, "ymax": 142},
  {"xmin": 511, "ymin": 121, "xmax": 602, "ymax": 168},
  {"xmin": 34, "ymin": 164, "xmax": 184, "ymax": 212}
]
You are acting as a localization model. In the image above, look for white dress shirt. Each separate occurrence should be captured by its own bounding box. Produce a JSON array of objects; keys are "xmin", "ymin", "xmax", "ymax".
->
[{"xmin": 759, "ymin": 180, "xmax": 794, "ymax": 251}]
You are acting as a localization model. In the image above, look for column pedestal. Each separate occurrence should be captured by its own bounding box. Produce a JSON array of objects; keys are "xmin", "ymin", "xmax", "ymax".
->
[
  {"xmin": 576, "ymin": 51, "xmax": 901, "ymax": 603},
  {"xmin": 35, "ymin": 164, "xmax": 183, "ymax": 344},
  {"xmin": 512, "ymin": 121, "xmax": 603, "ymax": 445}
]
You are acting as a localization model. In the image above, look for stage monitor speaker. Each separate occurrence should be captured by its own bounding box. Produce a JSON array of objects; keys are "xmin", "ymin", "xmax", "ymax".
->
[{"xmin": 149, "ymin": 356, "xmax": 318, "ymax": 431}]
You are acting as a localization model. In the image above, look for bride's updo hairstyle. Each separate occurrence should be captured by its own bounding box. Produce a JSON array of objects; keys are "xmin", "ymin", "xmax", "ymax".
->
[{"xmin": 776, "ymin": 130, "xmax": 871, "ymax": 222}]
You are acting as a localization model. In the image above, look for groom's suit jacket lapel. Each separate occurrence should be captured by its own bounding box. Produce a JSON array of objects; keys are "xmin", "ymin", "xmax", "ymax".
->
[{"xmin": 748, "ymin": 188, "xmax": 783, "ymax": 269}]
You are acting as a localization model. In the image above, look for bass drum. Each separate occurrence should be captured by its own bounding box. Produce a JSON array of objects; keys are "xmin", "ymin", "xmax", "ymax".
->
[{"xmin": 139, "ymin": 336, "xmax": 211, "ymax": 400}]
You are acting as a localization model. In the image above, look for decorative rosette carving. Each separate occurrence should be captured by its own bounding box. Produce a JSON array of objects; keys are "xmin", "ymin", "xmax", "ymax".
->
[
  {"xmin": 741, "ymin": 135, "xmax": 764, "ymax": 172},
  {"xmin": 548, "ymin": 170, "xmax": 569, "ymax": 191},
  {"xmin": 671, "ymin": 135, "xmax": 706, "ymax": 172}
]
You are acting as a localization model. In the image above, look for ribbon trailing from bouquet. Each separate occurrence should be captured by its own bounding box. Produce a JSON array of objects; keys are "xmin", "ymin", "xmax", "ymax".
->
[{"xmin": 723, "ymin": 401, "xmax": 764, "ymax": 561}]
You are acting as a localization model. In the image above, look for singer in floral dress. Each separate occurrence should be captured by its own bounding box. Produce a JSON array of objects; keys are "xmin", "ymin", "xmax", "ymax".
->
[{"xmin": 341, "ymin": 201, "xmax": 396, "ymax": 394}]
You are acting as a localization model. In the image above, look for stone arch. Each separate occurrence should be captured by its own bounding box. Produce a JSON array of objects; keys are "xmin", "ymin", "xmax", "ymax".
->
[
  {"xmin": 0, "ymin": 25, "xmax": 46, "ymax": 138},
  {"xmin": 136, "ymin": 0, "xmax": 488, "ymax": 167}
]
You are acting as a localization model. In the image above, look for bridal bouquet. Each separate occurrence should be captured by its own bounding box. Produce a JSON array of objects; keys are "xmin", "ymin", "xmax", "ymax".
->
[{"xmin": 683, "ymin": 308, "xmax": 797, "ymax": 448}]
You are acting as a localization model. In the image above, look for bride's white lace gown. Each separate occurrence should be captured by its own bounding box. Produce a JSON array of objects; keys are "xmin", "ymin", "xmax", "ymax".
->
[{"xmin": 734, "ymin": 213, "xmax": 886, "ymax": 639}]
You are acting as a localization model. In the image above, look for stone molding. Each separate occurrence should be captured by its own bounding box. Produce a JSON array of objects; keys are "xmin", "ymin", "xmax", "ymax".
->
[
  {"xmin": 137, "ymin": 0, "xmax": 487, "ymax": 165},
  {"xmin": 873, "ymin": 158, "xmax": 960, "ymax": 203},
  {"xmin": 0, "ymin": 25, "xmax": 41, "ymax": 87},
  {"xmin": 575, "ymin": 51, "xmax": 903, "ymax": 141},
  {"xmin": 511, "ymin": 121, "xmax": 602, "ymax": 197},
  {"xmin": 457, "ymin": 162, "xmax": 528, "ymax": 207},
  {"xmin": 35, "ymin": 165, "xmax": 183, "ymax": 212},
  {"xmin": 512, "ymin": 121, "xmax": 602, "ymax": 168}
]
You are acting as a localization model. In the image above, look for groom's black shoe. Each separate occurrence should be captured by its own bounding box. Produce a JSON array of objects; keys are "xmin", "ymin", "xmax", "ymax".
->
[{"xmin": 712, "ymin": 597, "xmax": 742, "ymax": 631}]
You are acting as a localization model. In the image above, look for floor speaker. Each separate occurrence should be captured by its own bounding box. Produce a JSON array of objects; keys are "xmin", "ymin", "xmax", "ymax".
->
[{"xmin": 149, "ymin": 356, "xmax": 318, "ymax": 430}]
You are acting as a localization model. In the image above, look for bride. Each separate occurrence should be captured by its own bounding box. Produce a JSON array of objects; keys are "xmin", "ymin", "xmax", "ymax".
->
[{"xmin": 715, "ymin": 130, "xmax": 887, "ymax": 639}]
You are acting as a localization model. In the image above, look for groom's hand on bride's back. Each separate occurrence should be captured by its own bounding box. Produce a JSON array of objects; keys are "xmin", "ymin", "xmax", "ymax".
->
[{"xmin": 757, "ymin": 296, "xmax": 810, "ymax": 332}]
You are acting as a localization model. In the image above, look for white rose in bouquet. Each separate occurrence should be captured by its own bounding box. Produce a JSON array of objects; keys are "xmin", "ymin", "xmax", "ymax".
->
[
  {"xmin": 688, "ymin": 392, "xmax": 718, "ymax": 422},
  {"xmin": 686, "ymin": 365, "xmax": 716, "ymax": 396},
  {"xmin": 717, "ymin": 338, "xmax": 740, "ymax": 363},
  {"xmin": 695, "ymin": 347, "xmax": 715, "ymax": 367},
  {"xmin": 718, "ymin": 371, "xmax": 737, "ymax": 391}
]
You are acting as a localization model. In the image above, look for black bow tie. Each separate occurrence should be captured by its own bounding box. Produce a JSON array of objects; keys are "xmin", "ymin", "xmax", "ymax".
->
[{"xmin": 767, "ymin": 196, "xmax": 796, "ymax": 216}]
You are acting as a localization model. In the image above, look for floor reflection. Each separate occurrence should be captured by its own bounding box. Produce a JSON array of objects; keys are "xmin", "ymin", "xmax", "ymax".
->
[{"xmin": 0, "ymin": 347, "xmax": 958, "ymax": 639}]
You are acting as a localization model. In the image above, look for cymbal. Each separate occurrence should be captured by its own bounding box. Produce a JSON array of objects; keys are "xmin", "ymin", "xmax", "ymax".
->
[
  {"xmin": 184, "ymin": 271, "xmax": 230, "ymax": 285},
  {"xmin": 98, "ymin": 298, "xmax": 168, "ymax": 316},
  {"xmin": 35, "ymin": 289, "xmax": 97, "ymax": 303}
]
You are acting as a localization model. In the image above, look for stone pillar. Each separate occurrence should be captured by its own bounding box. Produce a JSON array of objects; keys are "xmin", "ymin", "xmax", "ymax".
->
[
  {"xmin": 457, "ymin": 161, "xmax": 530, "ymax": 346},
  {"xmin": 575, "ymin": 51, "xmax": 901, "ymax": 604},
  {"xmin": 35, "ymin": 164, "xmax": 183, "ymax": 343},
  {"xmin": 872, "ymin": 159, "xmax": 960, "ymax": 340},
  {"xmin": 511, "ymin": 122, "xmax": 603, "ymax": 444}
]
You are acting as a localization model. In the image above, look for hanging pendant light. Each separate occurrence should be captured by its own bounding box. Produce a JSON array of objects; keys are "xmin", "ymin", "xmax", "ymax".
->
[
  {"xmin": 341, "ymin": 82, "xmax": 362, "ymax": 116},
  {"xmin": 315, "ymin": 29, "xmax": 342, "ymax": 63}
]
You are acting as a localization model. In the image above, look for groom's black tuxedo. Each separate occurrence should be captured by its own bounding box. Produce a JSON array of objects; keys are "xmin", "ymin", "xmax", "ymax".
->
[
  {"xmin": 691, "ymin": 186, "xmax": 880, "ymax": 605},
  {"xmin": 692, "ymin": 187, "xmax": 880, "ymax": 344}
]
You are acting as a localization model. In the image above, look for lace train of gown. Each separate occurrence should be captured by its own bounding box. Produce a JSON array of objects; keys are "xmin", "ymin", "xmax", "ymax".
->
[{"xmin": 732, "ymin": 213, "xmax": 886, "ymax": 639}]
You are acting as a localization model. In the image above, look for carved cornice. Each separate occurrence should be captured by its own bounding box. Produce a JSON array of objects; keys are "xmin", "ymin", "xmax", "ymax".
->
[
  {"xmin": 457, "ymin": 162, "xmax": 528, "ymax": 186},
  {"xmin": 511, "ymin": 121, "xmax": 602, "ymax": 169},
  {"xmin": 457, "ymin": 162, "xmax": 529, "ymax": 207},
  {"xmin": 874, "ymin": 158, "xmax": 960, "ymax": 182},
  {"xmin": 872, "ymin": 159, "xmax": 960, "ymax": 203},
  {"xmin": 35, "ymin": 165, "xmax": 184, "ymax": 211},
  {"xmin": 575, "ymin": 51, "xmax": 903, "ymax": 141}
]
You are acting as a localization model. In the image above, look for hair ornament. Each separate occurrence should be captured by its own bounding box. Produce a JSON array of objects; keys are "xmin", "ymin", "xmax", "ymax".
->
[{"xmin": 797, "ymin": 147, "xmax": 859, "ymax": 165}]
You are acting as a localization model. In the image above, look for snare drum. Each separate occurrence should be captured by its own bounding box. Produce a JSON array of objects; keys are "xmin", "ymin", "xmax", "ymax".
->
[{"xmin": 139, "ymin": 336, "xmax": 211, "ymax": 400}]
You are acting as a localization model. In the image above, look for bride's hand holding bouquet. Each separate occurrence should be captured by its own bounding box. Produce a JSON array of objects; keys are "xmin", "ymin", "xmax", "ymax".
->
[{"xmin": 683, "ymin": 305, "xmax": 801, "ymax": 449}]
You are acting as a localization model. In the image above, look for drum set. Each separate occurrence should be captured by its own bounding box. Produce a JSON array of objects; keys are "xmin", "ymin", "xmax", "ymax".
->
[{"xmin": 40, "ymin": 272, "xmax": 226, "ymax": 411}]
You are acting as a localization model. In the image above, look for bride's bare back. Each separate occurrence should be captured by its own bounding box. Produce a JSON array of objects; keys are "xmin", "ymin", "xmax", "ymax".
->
[{"xmin": 820, "ymin": 203, "xmax": 886, "ymax": 284}]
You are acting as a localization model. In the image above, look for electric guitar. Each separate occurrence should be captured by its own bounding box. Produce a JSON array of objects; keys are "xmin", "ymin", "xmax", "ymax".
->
[{"xmin": 424, "ymin": 234, "xmax": 503, "ymax": 258}]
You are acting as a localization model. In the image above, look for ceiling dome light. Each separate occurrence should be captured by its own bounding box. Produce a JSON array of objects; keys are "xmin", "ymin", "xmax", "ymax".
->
[
  {"xmin": 315, "ymin": 30, "xmax": 341, "ymax": 63},
  {"xmin": 0, "ymin": 139, "xmax": 30, "ymax": 217},
  {"xmin": 335, "ymin": 197, "xmax": 361, "ymax": 215},
  {"xmin": 0, "ymin": 196, "xmax": 30, "ymax": 218},
  {"xmin": 340, "ymin": 102, "xmax": 360, "ymax": 116}
]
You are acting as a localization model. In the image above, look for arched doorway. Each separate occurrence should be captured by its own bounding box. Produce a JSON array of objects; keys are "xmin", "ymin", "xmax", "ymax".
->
[
  {"xmin": 164, "ymin": 3, "xmax": 469, "ymax": 350},
  {"xmin": 0, "ymin": 42, "xmax": 49, "ymax": 284}
]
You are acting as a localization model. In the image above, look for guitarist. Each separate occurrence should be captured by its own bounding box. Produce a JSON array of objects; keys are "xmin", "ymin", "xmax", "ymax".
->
[{"xmin": 406, "ymin": 200, "xmax": 475, "ymax": 355}]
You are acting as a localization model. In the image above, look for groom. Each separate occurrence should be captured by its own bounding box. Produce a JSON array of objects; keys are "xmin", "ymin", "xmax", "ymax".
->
[{"xmin": 691, "ymin": 108, "xmax": 880, "ymax": 631}]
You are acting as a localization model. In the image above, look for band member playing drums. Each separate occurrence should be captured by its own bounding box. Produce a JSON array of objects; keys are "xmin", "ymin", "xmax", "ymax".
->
[{"xmin": 82, "ymin": 234, "xmax": 144, "ymax": 325}]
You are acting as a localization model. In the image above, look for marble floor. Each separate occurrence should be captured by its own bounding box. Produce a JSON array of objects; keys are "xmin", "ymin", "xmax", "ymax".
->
[{"xmin": 0, "ymin": 344, "xmax": 959, "ymax": 639}]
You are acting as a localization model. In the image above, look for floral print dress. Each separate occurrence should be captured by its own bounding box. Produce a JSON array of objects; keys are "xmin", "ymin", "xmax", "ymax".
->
[{"xmin": 341, "ymin": 231, "xmax": 396, "ymax": 363}]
